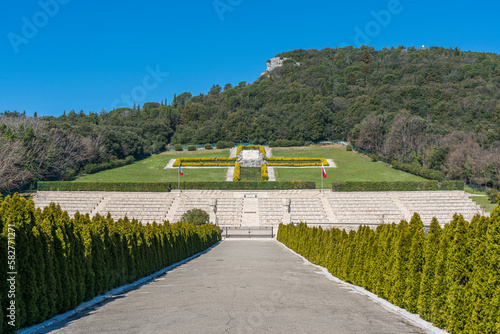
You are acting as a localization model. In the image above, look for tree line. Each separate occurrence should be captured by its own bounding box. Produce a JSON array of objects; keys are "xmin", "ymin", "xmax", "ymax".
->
[
  {"xmin": 0, "ymin": 194, "xmax": 221, "ymax": 332},
  {"xmin": 2, "ymin": 45, "xmax": 500, "ymax": 192},
  {"xmin": 277, "ymin": 202, "xmax": 500, "ymax": 334}
]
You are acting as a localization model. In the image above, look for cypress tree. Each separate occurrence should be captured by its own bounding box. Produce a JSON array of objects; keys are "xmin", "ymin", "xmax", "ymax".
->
[
  {"xmin": 430, "ymin": 221, "xmax": 453, "ymax": 327},
  {"xmin": 445, "ymin": 215, "xmax": 470, "ymax": 333},
  {"xmin": 417, "ymin": 217, "xmax": 441, "ymax": 320},
  {"xmin": 465, "ymin": 215, "xmax": 491, "ymax": 333},
  {"xmin": 486, "ymin": 204, "xmax": 500, "ymax": 332},
  {"xmin": 404, "ymin": 213, "xmax": 425, "ymax": 313},
  {"xmin": 390, "ymin": 220, "xmax": 410, "ymax": 308}
]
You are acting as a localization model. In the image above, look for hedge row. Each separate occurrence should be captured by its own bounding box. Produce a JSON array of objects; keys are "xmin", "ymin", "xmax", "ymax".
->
[
  {"xmin": 38, "ymin": 181, "xmax": 316, "ymax": 191},
  {"xmin": 267, "ymin": 162, "xmax": 323, "ymax": 167},
  {"xmin": 83, "ymin": 156, "xmax": 135, "ymax": 175},
  {"xmin": 233, "ymin": 163, "xmax": 241, "ymax": 182},
  {"xmin": 391, "ymin": 161, "xmax": 445, "ymax": 181},
  {"xmin": 277, "ymin": 206, "xmax": 500, "ymax": 334},
  {"xmin": 268, "ymin": 139, "xmax": 305, "ymax": 147},
  {"xmin": 332, "ymin": 181, "xmax": 464, "ymax": 192},
  {"xmin": 173, "ymin": 157, "xmax": 236, "ymax": 167},
  {"xmin": 261, "ymin": 164, "xmax": 269, "ymax": 181},
  {"xmin": 265, "ymin": 157, "xmax": 329, "ymax": 166},
  {"xmin": 176, "ymin": 162, "xmax": 235, "ymax": 167},
  {"xmin": 0, "ymin": 194, "xmax": 221, "ymax": 332},
  {"xmin": 38, "ymin": 182, "xmax": 172, "ymax": 192},
  {"xmin": 236, "ymin": 145, "xmax": 266, "ymax": 157}
]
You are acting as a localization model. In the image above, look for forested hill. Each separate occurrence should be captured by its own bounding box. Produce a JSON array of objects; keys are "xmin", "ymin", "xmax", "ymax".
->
[
  {"xmin": 176, "ymin": 46, "xmax": 500, "ymax": 145},
  {"xmin": 1, "ymin": 46, "xmax": 500, "ymax": 192}
]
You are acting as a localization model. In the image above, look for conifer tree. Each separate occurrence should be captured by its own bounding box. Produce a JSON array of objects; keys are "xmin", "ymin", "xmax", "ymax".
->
[
  {"xmin": 430, "ymin": 222, "xmax": 453, "ymax": 327},
  {"xmin": 417, "ymin": 217, "xmax": 441, "ymax": 320},
  {"xmin": 485, "ymin": 204, "xmax": 500, "ymax": 332},
  {"xmin": 404, "ymin": 213, "xmax": 425, "ymax": 313},
  {"xmin": 465, "ymin": 215, "xmax": 490, "ymax": 333},
  {"xmin": 445, "ymin": 215, "xmax": 470, "ymax": 333},
  {"xmin": 390, "ymin": 220, "xmax": 410, "ymax": 307}
]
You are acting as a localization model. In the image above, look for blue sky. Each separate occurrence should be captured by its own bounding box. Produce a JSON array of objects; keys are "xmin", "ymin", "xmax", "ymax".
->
[{"xmin": 1, "ymin": 0, "xmax": 499, "ymax": 117}]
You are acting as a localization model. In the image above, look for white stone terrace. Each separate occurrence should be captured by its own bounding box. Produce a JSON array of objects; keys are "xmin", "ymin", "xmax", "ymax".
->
[{"xmin": 33, "ymin": 190, "xmax": 485, "ymax": 230}]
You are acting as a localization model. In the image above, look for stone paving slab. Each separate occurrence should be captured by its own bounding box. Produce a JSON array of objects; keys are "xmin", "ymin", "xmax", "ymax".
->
[{"xmin": 40, "ymin": 240, "xmax": 440, "ymax": 334}]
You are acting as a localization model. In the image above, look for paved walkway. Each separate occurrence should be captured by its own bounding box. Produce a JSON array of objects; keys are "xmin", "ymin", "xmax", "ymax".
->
[{"xmin": 40, "ymin": 240, "xmax": 438, "ymax": 334}]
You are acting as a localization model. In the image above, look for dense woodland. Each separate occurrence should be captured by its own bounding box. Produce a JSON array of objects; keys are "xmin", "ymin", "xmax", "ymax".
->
[{"xmin": 1, "ymin": 46, "xmax": 500, "ymax": 192}]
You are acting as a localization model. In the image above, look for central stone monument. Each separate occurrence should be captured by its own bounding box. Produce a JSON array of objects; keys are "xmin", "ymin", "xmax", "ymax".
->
[{"xmin": 236, "ymin": 150, "xmax": 267, "ymax": 167}]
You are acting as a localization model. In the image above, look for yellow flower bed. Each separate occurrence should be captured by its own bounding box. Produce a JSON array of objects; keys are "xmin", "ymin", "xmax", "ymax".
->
[
  {"xmin": 173, "ymin": 157, "xmax": 236, "ymax": 167},
  {"xmin": 236, "ymin": 145, "xmax": 267, "ymax": 158},
  {"xmin": 267, "ymin": 162, "xmax": 323, "ymax": 167},
  {"xmin": 233, "ymin": 163, "xmax": 241, "ymax": 181},
  {"xmin": 261, "ymin": 164, "xmax": 269, "ymax": 181}
]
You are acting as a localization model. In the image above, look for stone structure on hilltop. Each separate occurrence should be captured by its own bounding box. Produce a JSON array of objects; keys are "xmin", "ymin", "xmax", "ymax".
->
[
  {"xmin": 236, "ymin": 150, "xmax": 267, "ymax": 167},
  {"xmin": 261, "ymin": 57, "xmax": 300, "ymax": 77}
]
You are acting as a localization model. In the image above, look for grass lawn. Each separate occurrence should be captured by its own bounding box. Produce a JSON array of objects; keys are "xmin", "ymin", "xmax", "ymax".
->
[
  {"xmin": 75, "ymin": 144, "xmax": 427, "ymax": 187},
  {"xmin": 272, "ymin": 145, "xmax": 425, "ymax": 187},
  {"xmin": 75, "ymin": 149, "xmax": 230, "ymax": 182},
  {"xmin": 465, "ymin": 187, "xmax": 498, "ymax": 213},
  {"xmin": 240, "ymin": 167, "xmax": 261, "ymax": 182}
]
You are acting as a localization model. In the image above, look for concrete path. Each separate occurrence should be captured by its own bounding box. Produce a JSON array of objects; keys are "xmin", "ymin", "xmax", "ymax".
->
[{"xmin": 40, "ymin": 240, "xmax": 437, "ymax": 334}]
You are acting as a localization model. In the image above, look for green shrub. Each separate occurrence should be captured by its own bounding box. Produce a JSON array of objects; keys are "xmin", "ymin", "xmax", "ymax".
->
[
  {"xmin": 174, "ymin": 144, "xmax": 183, "ymax": 151},
  {"xmin": 268, "ymin": 139, "xmax": 305, "ymax": 147},
  {"xmin": 187, "ymin": 145, "xmax": 196, "ymax": 151},
  {"xmin": 204, "ymin": 143, "xmax": 213, "ymax": 150},
  {"xmin": 487, "ymin": 189, "xmax": 499, "ymax": 203},
  {"xmin": 346, "ymin": 144, "xmax": 353, "ymax": 151},
  {"xmin": 61, "ymin": 169, "xmax": 76, "ymax": 181},
  {"xmin": 370, "ymin": 153, "xmax": 377, "ymax": 162},
  {"xmin": 38, "ymin": 181, "xmax": 316, "ymax": 191},
  {"xmin": 391, "ymin": 160, "xmax": 444, "ymax": 181},
  {"xmin": 181, "ymin": 208, "xmax": 210, "ymax": 225},
  {"xmin": 216, "ymin": 141, "xmax": 235, "ymax": 149},
  {"xmin": 331, "ymin": 181, "xmax": 464, "ymax": 191}
]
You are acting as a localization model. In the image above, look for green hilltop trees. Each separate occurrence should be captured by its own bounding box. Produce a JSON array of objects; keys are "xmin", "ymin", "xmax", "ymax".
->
[
  {"xmin": 278, "ymin": 201, "xmax": 500, "ymax": 334},
  {"xmin": 0, "ymin": 194, "xmax": 220, "ymax": 332}
]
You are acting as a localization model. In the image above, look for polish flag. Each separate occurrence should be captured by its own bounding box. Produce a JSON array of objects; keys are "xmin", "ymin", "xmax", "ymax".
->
[
  {"xmin": 322, "ymin": 164, "xmax": 327, "ymax": 179},
  {"xmin": 179, "ymin": 165, "xmax": 184, "ymax": 176}
]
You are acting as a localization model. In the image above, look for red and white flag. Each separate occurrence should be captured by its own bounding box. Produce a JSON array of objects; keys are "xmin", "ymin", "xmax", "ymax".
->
[{"xmin": 322, "ymin": 163, "xmax": 327, "ymax": 179}]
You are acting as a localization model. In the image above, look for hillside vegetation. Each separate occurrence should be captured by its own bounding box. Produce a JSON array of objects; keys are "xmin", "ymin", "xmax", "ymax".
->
[{"xmin": 1, "ymin": 46, "xmax": 500, "ymax": 192}]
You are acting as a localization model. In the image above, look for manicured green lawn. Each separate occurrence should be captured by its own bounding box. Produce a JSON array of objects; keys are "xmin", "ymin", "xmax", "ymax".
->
[
  {"xmin": 75, "ymin": 149, "xmax": 230, "ymax": 182},
  {"xmin": 75, "ymin": 144, "xmax": 426, "ymax": 187},
  {"xmin": 240, "ymin": 167, "xmax": 261, "ymax": 182},
  {"xmin": 464, "ymin": 187, "xmax": 497, "ymax": 213},
  {"xmin": 272, "ymin": 145, "xmax": 425, "ymax": 187}
]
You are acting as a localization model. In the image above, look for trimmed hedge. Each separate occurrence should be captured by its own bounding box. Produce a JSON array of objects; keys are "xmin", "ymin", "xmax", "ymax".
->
[
  {"xmin": 83, "ymin": 156, "xmax": 135, "ymax": 175},
  {"xmin": 173, "ymin": 157, "xmax": 236, "ymax": 167},
  {"xmin": 391, "ymin": 161, "xmax": 444, "ymax": 181},
  {"xmin": 265, "ymin": 157, "xmax": 329, "ymax": 166},
  {"xmin": 38, "ymin": 181, "xmax": 316, "ymax": 191},
  {"xmin": 0, "ymin": 194, "xmax": 220, "ymax": 332},
  {"xmin": 233, "ymin": 163, "xmax": 241, "ymax": 182},
  {"xmin": 236, "ymin": 145, "xmax": 266, "ymax": 157},
  {"xmin": 261, "ymin": 164, "xmax": 269, "ymax": 181},
  {"xmin": 38, "ymin": 181, "xmax": 172, "ymax": 192},
  {"xmin": 332, "ymin": 181, "xmax": 464, "ymax": 192},
  {"xmin": 277, "ymin": 206, "xmax": 500, "ymax": 333},
  {"xmin": 268, "ymin": 139, "xmax": 305, "ymax": 147}
]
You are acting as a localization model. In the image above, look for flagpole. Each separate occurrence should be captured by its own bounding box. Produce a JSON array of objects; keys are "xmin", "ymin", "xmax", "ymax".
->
[
  {"xmin": 178, "ymin": 163, "xmax": 180, "ymax": 197},
  {"xmin": 321, "ymin": 163, "xmax": 323, "ymax": 196}
]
